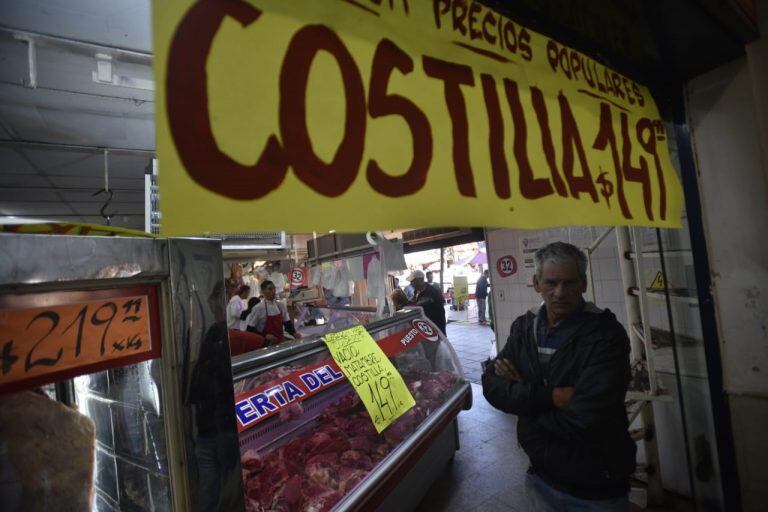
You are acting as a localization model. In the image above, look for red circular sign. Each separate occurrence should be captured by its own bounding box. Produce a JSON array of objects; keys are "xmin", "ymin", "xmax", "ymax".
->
[
  {"xmin": 496, "ymin": 255, "xmax": 517, "ymax": 278},
  {"xmin": 291, "ymin": 267, "xmax": 307, "ymax": 286},
  {"xmin": 412, "ymin": 319, "xmax": 439, "ymax": 341}
]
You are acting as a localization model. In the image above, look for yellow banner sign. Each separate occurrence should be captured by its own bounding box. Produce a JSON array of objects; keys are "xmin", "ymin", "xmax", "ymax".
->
[
  {"xmin": 154, "ymin": 0, "xmax": 683, "ymax": 235},
  {"xmin": 324, "ymin": 325, "xmax": 415, "ymax": 433}
]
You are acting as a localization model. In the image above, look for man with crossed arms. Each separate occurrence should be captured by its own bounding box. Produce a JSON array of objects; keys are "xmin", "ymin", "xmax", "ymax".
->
[{"xmin": 483, "ymin": 242, "xmax": 636, "ymax": 511}]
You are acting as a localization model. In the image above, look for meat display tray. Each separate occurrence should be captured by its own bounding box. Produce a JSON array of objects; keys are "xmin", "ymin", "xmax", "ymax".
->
[
  {"xmin": 232, "ymin": 308, "xmax": 472, "ymax": 512},
  {"xmin": 238, "ymin": 382, "xmax": 353, "ymax": 455}
]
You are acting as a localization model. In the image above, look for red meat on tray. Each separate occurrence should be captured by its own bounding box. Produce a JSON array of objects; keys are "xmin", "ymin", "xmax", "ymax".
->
[
  {"xmin": 348, "ymin": 435, "xmax": 373, "ymax": 453},
  {"xmin": 338, "ymin": 467, "xmax": 368, "ymax": 494},
  {"xmin": 307, "ymin": 451, "xmax": 338, "ymax": 467},
  {"xmin": 306, "ymin": 461, "xmax": 340, "ymax": 488},
  {"xmin": 302, "ymin": 490, "xmax": 343, "ymax": 512},
  {"xmin": 240, "ymin": 371, "xmax": 457, "ymax": 511},
  {"xmin": 339, "ymin": 450, "xmax": 373, "ymax": 470}
]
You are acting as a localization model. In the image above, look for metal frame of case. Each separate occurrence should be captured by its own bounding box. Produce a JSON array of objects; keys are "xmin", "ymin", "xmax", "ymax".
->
[
  {"xmin": 1, "ymin": 234, "xmax": 472, "ymax": 511},
  {"xmin": 0, "ymin": 234, "xmax": 244, "ymax": 511},
  {"xmin": 232, "ymin": 307, "xmax": 473, "ymax": 511}
]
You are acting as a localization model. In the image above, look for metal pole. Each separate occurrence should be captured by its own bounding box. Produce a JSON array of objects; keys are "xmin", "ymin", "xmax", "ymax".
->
[
  {"xmin": 656, "ymin": 228, "xmax": 698, "ymax": 507},
  {"xmin": 587, "ymin": 251, "xmax": 597, "ymax": 303},
  {"xmin": 439, "ymin": 246, "xmax": 445, "ymax": 293},
  {"xmin": 103, "ymin": 148, "xmax": 109, "ymax": 192},
  {"xmin": 617, "ymin": 228, "xmax": 644, "ymax": 370},
  {"xmin": 2, "ymin": 26, "xmax": 153, "ymax": 60},
  {"xmin": 630, "ymin": 227, "xmax": 658, "ymax": 393},
  {"xmin": 616, "ymin": 227, "xmax": 664, "ymax": 507},
  {"xmin": 584, "ymin": 227, "xmax": 614, "ymax": 304},
  {"xmin": 589, "ymin": 226, "xmax": 615, "ymax": 253},
  {"xmin": 0, "ymin": 139, "xmax": 155, "ymax": 155}
]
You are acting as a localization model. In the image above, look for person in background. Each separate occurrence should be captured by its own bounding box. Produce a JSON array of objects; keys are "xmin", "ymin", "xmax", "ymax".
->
[
  {"xmin": 226, "ymin": 285, "xmax": 250, "ymax": 330},
  {"xmin": 391, "ymin": 288, "xmax": 409, "ymax": 311},
  {"xmin": 404, "ymin": 277, "xmax": 415, "ymax": 301},
  {"xmin": 245, "ymin": 280, "xmax": 300, "ymax": 345},
  {"xmin": 191, "ymin": 281, "xmax": 241, "ymax": 511},
  {"xmin": 426, "ymin": 271, "xmax": 441, "ymax": 292},
  {"xmin": 225, "ymin": 263, "xmax": 244, "ymax": 300},
  {"xmin": 240, "ymin": 297, "xmax": 260, "ymax": 324},
  {"xmin": 407, "ymin": 270, "xmax": 446, "ymax": 335},
  {"xmin": 482, "ymin": 242, "xmax": 635, "ymax": 511},
  {"xmin": 475, "ymin": 269, "xmax": 490, "ymax": 324}
]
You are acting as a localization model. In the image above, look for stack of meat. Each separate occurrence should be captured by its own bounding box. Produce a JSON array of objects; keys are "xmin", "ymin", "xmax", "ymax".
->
[
  {"xmin": 241, "ymin": 370, "xmax": 457, "ymax": 512},
  {"xmin": 234, "ymin": 356, "xmax": 324, "ymax": 395}
]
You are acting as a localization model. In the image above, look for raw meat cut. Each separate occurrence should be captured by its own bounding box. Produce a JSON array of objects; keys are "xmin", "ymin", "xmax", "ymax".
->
[
  {"xmin": 240, "ymin": 371, "xmax": 457, "ymax": 511},
  {"xmin": 0, "ymin": 389, "xmax": 96, "ymax": 511}
]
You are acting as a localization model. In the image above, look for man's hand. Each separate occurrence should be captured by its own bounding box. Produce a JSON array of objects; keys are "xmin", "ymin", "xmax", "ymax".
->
[
  {"xmin": 494, "ymin": 358, "xmax": 522, "ymax": 381},
  {"xmin": 265, "ymin": 334, "xmax": 278, "ymax": 344},
  {"xmin": 552, "ymin": 387, "xmax": 575, "ymax": 409}
]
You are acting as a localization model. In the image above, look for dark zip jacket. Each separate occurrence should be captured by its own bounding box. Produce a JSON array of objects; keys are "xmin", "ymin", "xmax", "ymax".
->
[
  {"xmin": 411, "ymin": 284, "xmax": 446, "ymax": 335},
  {"xmin": 482, "ymin": 303, "xmax": 636, "ymax": 499}
]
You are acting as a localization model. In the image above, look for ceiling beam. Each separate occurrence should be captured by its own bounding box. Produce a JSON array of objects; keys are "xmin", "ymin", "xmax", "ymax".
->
[
  {"xmin": 0, "ymin": 139, "xmax": 155, "ymax": 155},
  {"xmin": 0, "ymin": 26, "xmax": 153, "ymax": 62}
]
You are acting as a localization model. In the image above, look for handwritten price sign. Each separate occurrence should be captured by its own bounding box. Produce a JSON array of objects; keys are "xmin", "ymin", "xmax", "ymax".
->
[
  {"xmin": 324, "ymin": 325, "xmax": 415, "ymax": 433},
  {"xmin": 0, "ymin": 286, "xmax": 160, "ymax": 393}
]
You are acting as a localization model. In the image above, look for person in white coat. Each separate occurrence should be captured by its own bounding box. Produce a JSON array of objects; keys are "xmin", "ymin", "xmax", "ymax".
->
[
  {"xmin": 226, "ymin": 285, "xmax": 250, "ymax": 330},
  {"xmin": 245, "ymin": 280, "xmax": 301, "ymax": 345}
]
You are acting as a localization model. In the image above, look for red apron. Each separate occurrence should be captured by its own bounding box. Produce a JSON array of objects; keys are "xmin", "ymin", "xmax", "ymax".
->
[
  {"xmin": 228, "ymin": 329, "xmax": 265, "ymax": 356},
  {"xmin": 260, "ymin": 300, "xmax": 285, "ymax": 345}
]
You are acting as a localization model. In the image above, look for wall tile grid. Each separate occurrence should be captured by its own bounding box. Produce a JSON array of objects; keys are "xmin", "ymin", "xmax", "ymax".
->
[{"xmin": 487, "ymin": 228, "xmax": 634, "ymax": 348}]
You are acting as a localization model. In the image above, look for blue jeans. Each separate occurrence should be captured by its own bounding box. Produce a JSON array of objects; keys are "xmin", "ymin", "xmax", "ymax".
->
[
  {"xmin": 477, "ymin": 297, "xmax": 487, "ymax": 322},
  {"xmin": 525, "ymin": 473, "xmax": 629, "ymax": 512}
]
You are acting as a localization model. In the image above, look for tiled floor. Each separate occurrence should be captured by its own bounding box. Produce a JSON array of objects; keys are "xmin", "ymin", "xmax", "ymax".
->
[
  {"xmin": 417, "ymin": 383, "xmax": 530, "ymax": 511},
  {"xmin": 415, "ymin": 383, "xmax": 695, "ymax": 511},
  {"xmin": 413, "ymin": 360, "xmax": 697, "ymax": 512},
  {"xmin": 445, "ymin": 319, "xmax": 496, "ymax": 384}
]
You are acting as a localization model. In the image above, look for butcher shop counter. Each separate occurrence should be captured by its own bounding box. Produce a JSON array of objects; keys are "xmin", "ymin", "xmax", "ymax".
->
[
  {"xmin": 293, "ymin": 305, "xmax": 383, "ymax": 338},
  {"xmin": 231, "ymin": 306, "xmax": 407, "ymax": 372},
  {"xmin": 231, "ymin": 308, "xmax": 473, "ymax": 512}
]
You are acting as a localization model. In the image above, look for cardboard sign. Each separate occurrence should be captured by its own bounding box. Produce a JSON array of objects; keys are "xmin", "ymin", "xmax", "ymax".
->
[
  {"xmin": 324, "ymin": 325, "xmax": 415, "ymax": 433},
  {"xmin": 0, "ymin": 286, "xmax": 161, "ymax": 393},
  {"xmin": 496, "ymin": 255, "xmax": 517, "ymax": 277},
  {"xmin": 234, "ymin": 319, "xmax": 434, "ymax": 432},
  {"xmin": 453, "ymin": 275, "xmax": 469, "ymax": 306},
  {"xmin": 154, "ymin": 0, "xmax": 683, "ymax": 235}
]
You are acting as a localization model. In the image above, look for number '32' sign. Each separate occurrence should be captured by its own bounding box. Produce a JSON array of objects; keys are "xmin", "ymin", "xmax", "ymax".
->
[{"xmin": 496, "ymin": 255, "xmax": 518, "ymax": 278}]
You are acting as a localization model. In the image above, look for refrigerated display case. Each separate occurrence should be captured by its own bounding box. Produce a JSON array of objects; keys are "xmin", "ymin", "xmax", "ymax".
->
[
  {"xmin": 228, "ymin": 305, "xmax": 384, "ymax": 358},
  {"xmin": 231, "ymin": 307, "xmax": 472, "ymax": 512},
  {"xmin": 0, "ymin": 233, "xmax": 245, "ymax": 512},
  {"xmin": 293, "ymin": 305, "xmax": 382, "ymax": 339}
]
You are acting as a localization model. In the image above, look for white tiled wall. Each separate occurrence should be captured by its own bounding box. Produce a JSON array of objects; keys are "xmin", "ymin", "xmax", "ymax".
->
[
  {"xmin": 486, "ymin": 226, "xmax": 716, "ymax": 498},
  {"xmin": 487, "ymin": 226, "xmax": 706, "ymax": 356},
  {"xmin": 486, "ymin": 227, "xmax": 628, "ymax": 350}
]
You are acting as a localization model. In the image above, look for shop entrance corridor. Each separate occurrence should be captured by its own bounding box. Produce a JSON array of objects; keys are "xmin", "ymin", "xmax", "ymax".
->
[
  {"xmin": 445, "ymin": 320, "xmax": 495, "ymax": 384},
  {"xmin": 416, "ymin": 384, "xmax": 695, "ymax": 512},
  {"xmin": 417, "ymin": 383, "xmax": 529, "ymax": 511}
]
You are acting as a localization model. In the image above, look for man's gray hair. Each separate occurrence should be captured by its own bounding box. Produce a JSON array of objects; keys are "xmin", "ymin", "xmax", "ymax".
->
[{"xmin": 534, "ymin": 242, "xmax": 588, "ymax": 280}]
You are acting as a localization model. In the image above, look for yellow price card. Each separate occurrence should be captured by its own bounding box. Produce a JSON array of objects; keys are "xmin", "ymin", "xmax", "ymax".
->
[{"xmin": 324, "ymin": 325, "xmax": 415, "ymax": 434}]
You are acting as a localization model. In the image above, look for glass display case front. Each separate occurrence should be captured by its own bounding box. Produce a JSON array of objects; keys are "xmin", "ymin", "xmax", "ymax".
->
[
  {"xmin": 293, "ymin": 305, "xmax": 382, "ymax": 339},
  {"xmin": 74, "ymin": 362, "xmax": 171, "ymax": 511},
  {"xmin": 232, "ymin": 310, "xmax": 469, "ymax": 512},
  {"xmin": 1, "ymin": 234, "xmax": 247, "ymax": 512},
  {"xmin": 231, "ymin": 305, "xmax": 417, "ymax": 365}
]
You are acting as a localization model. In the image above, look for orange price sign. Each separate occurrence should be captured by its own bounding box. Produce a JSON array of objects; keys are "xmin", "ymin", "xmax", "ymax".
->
[{"xmin": 0, "ymin": 286, "xmax": 161, "ymax": 393}]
